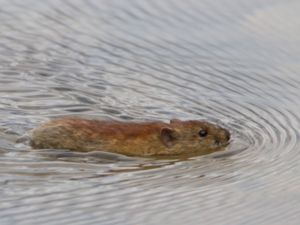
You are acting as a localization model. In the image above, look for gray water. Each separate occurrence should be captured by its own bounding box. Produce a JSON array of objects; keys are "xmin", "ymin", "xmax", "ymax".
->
[{"xmin": 1, "ymin": 0, "xmax": 300, "ymax": 224}]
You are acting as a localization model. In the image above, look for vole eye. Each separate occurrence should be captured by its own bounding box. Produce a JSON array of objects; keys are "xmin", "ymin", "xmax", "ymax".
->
[{"xmin": 198, "ymin": 130, "xmax": 208, "ymax": 137}]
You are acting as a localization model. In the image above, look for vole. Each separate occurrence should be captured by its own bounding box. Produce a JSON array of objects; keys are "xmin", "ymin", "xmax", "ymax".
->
[{"xmin": 30, "ymin": 117, "xmax": 230, "ymax": 157}]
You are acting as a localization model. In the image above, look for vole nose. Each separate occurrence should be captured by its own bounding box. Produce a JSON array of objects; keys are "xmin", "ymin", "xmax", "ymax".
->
[
  {"xmin": 215, "ymin": 129, "xmax": 230, "ymax": 145},
  {"xmin": 224, "ymin": 129, "xmax": 230, "ymax": 142}
]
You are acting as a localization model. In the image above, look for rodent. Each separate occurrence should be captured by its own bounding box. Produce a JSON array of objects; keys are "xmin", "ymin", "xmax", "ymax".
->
[{"xmin": 30, "ymin": 117, "xmax": 230, "ymax": 157}]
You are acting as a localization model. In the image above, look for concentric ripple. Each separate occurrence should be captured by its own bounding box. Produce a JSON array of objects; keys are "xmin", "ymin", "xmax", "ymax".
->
[{"xmin": 1, "ymin": 0, "xmax": 300, "ymax": 224}]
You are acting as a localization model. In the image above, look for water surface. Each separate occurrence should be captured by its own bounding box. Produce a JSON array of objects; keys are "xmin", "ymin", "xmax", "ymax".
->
[{"xmin": 1, "ymin": 0, "xmax": 300, "ymax": 224}]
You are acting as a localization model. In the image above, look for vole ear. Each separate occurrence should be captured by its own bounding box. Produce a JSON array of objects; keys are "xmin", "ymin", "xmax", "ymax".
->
[
  {"xmin": 160, "ymin": 127, "xmax": 178, "ymax": 148},
  {"xmin": 170, "ymin": 119, "xmax": 182, "ymax": 124}
]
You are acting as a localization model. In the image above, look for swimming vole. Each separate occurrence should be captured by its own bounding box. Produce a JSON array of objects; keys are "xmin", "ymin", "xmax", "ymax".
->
[{"xmin": 30, "ymin": 118, "xmax": 230, "ymax": 156}]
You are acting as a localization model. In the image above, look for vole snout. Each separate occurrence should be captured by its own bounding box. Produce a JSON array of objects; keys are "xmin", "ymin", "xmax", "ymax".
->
[{"xmin": 214, "ymin": 128, "xmax": 231, "ymax": 146}]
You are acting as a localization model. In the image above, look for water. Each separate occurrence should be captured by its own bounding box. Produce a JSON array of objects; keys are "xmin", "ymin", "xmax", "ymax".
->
[{"xmin": 1, "ymin": 0, "xmax": 300, "ymax": 224}]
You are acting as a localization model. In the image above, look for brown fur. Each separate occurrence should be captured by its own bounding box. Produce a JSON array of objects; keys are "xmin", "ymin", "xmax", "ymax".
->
[{"xmin": 30, "ymin": 117, "xmax": 230, "ymax": 156}]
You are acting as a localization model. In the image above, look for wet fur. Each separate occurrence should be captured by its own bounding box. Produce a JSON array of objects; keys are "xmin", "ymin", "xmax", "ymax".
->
[{"xmin": 30, "ymin": 117, "xmax": 230, "ymax": 156}]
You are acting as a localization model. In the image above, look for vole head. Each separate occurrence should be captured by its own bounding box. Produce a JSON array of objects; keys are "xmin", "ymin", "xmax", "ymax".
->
[{"xmin": 159, "ymin": 119, "xmax": 230, "ymax": 155}]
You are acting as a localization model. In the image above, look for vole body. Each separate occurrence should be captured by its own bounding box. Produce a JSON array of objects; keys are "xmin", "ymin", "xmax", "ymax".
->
[{"xmin": 30, "ymin": 117, "xmax": 230, "ymax": 156}]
